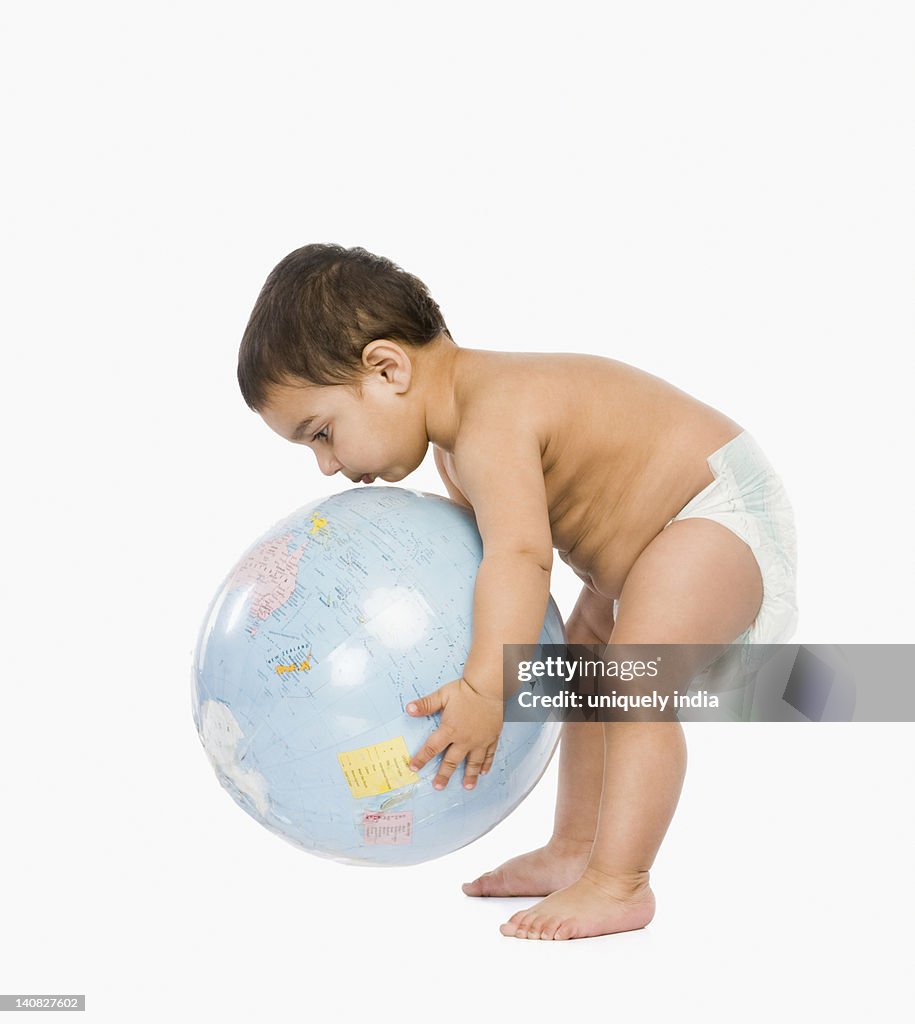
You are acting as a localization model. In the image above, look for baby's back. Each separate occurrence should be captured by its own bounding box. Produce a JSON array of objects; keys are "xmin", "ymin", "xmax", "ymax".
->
[{"xmin": 448, "ymin": 349, "xmax": 743, "ymax": 600}]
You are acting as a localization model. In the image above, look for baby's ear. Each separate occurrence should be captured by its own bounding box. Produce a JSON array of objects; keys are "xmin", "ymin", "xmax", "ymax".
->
[{"xmin": 362, "ymin": 339, "xmax": 413, "ymax": 391}]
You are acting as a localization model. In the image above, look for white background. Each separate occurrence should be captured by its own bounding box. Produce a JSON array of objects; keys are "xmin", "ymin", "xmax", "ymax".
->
[{"xmin": 2, "ymin": 2, "xmax": 913, "ymax": 1021}]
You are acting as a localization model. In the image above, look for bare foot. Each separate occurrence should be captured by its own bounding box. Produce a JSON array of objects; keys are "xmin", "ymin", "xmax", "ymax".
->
[
  {"xmin": 461, "ymin": 837, "xmax": 593, "ymax": 897},
  {"xmin": 499, "ymin": 868, "xmax": 655, "ymax": 940}
]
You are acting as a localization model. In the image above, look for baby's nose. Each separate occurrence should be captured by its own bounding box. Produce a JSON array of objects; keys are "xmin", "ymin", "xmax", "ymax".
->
[{"xmin": 318, "ymin": 455, "xmax": 342, "ymax": 476}]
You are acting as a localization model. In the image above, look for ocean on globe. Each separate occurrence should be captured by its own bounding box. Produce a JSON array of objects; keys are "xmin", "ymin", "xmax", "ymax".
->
[{"xmin": 192, "ymin": 486, "xmax": 565, "ymax": 866}]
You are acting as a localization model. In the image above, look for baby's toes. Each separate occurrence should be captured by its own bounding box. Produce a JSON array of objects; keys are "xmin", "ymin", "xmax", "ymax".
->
[
  {"xmin": 478, "ymin": 868, "xmax": 507, "ymax": 896},
  {"xmin": 524, "ymin": 917, "xmax": 547, "ymax": 940},
  {"xmin": 499, "ymin": 910, "xmax": 524, "ymax": 937},
  {"xmin": 537, "ymin": 916, "xmax": 565, "ymax": 941},
  {"xmin": 461, "ymin": 872, "xmax": 488, "ymax": 896},
  {"xmin": 501, "ymin": 908, "xmax": 535, "ymax": 938}
]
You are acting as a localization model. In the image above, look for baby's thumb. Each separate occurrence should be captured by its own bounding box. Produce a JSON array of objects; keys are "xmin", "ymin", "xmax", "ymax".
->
[{"xmin": 406, "ymin": 689, "xmax": 444, "ymax": 717}]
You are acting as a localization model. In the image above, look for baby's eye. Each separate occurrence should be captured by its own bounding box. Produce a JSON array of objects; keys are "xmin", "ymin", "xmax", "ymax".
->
[{"xmin": 312, "ymin": 427, "xmax": 329, "ymax": 442}]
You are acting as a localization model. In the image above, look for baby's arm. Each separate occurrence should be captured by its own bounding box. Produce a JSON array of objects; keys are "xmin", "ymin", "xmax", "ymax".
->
[
  {"xmin": 409, "ymin": 422, "xmax": 553, "ymax": 788},
  {"xmin": 433, "ymin": 447, "xmax": 473, "ymax": 509},
  {"xmin": 452, "ymin": 427, "xmax": 553, "ymax": 695}
]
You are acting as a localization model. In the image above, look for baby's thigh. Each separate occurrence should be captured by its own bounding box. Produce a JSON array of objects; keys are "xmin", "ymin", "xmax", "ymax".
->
[{"xmin": 611, "ymin": 518, "xmax": 763, "ymax": 645}]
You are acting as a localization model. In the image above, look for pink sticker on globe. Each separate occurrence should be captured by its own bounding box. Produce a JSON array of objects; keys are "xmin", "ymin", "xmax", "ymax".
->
[{"xmin": 363, "ymin": 810, "xmax": 413, "ymax": 845}]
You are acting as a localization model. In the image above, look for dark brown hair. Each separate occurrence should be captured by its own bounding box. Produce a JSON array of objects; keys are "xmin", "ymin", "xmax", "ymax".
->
[{"xmin": 237, "ymin": 243, "xmax": 453, "ymax": 410}]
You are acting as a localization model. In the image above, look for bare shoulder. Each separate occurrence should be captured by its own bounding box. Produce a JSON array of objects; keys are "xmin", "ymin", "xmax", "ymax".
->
[
  {"xmin": 443, "ymin": 348, "xmax": 605, "ymax": 513},
  {"xmin": 450, "ymin": 346, "xmax": 741, "ymax": 472},
  {"xmin": 443, "ymin": 348, "xmax": 569, "ymax": 560},
  {"xmin": 450, "ymin": 348, "xmax": 620, "ymax": 452}
]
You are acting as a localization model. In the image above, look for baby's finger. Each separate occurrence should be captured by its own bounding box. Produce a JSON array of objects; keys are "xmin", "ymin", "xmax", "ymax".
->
[
  {"xmin": 406, "ymin": 687, "xmax": 446, "ymax": 718},
  {"xmin": 409, "ymin": 729, "xmax": 450, "ymax": 773},
  {"xmin": 432, "ymin": 748, "xmax": 465, "ymax": 791},
  {"xmin": 462, "ymin": 749, "xmax": 487, "ymax": 790},
  {"xmin": 481, "ymin": 745, "xmax": 497, "ymax": 775}
]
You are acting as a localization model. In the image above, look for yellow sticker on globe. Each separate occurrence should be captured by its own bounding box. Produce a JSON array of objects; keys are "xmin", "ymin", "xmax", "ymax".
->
[{"xmin": 337, "ymin": 736, "xmax": 420, "ymax": 798}]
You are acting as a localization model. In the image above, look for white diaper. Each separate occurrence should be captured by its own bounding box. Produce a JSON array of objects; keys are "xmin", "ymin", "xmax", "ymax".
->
[{"xmin": 665, "ymin": 431, "xmax": 799, "ymax": 647}]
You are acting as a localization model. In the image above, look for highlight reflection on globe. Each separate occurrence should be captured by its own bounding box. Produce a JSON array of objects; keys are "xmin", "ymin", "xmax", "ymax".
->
[{"xmin": 191, "ymin": 486, "xmax": 564, "ymax": 866}]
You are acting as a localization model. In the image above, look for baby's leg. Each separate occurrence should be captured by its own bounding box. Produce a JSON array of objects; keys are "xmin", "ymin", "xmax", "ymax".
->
[
  {"xmin": 462, "ymin": 588, "xmax": 614, "ymax": 897},
  {"xmin": 501, "ymin": 517, "xmax": 763, "ymax": 939},
  {"xmin": 462, "ymin": 722, "xmax": 604, "ymax": 896}
]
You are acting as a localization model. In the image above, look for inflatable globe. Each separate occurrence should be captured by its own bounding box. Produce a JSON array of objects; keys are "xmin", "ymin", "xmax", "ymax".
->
[{"xmin": 192, "ymin": 486, "xmax": 564, "ymax": 866}]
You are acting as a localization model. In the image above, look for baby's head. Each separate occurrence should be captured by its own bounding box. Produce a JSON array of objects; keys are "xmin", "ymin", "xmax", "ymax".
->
[{"xmin": 238, "ymin": 243, "xmax": 454, "ymax": 483}]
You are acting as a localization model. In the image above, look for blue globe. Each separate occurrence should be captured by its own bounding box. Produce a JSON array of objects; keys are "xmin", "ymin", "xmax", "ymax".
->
[{"xmin": 192, "ymin": 486, "xmax": 564, "ymax": 866}]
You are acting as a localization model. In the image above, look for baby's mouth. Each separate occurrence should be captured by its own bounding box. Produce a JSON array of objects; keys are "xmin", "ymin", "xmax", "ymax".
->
[{"xmin": 360, "ymin": 474, "xmax": 375, "ymax": 484}]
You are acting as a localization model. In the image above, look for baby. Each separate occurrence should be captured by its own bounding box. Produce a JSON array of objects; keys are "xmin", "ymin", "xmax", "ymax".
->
[{"xmin": 238, "ymin": 243, "xmax": 798, "ymax": 941}]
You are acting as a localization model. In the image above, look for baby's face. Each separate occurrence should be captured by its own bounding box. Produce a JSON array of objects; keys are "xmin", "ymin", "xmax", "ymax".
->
[{"xmin": 260, "ymin": 376, "xmax": 429, "ymax": 484}]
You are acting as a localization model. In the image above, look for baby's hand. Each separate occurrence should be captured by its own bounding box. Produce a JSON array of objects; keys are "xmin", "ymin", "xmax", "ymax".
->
[{"xmin": 407, "ymin": 677, "xmax": 504, "ymax": 791}]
